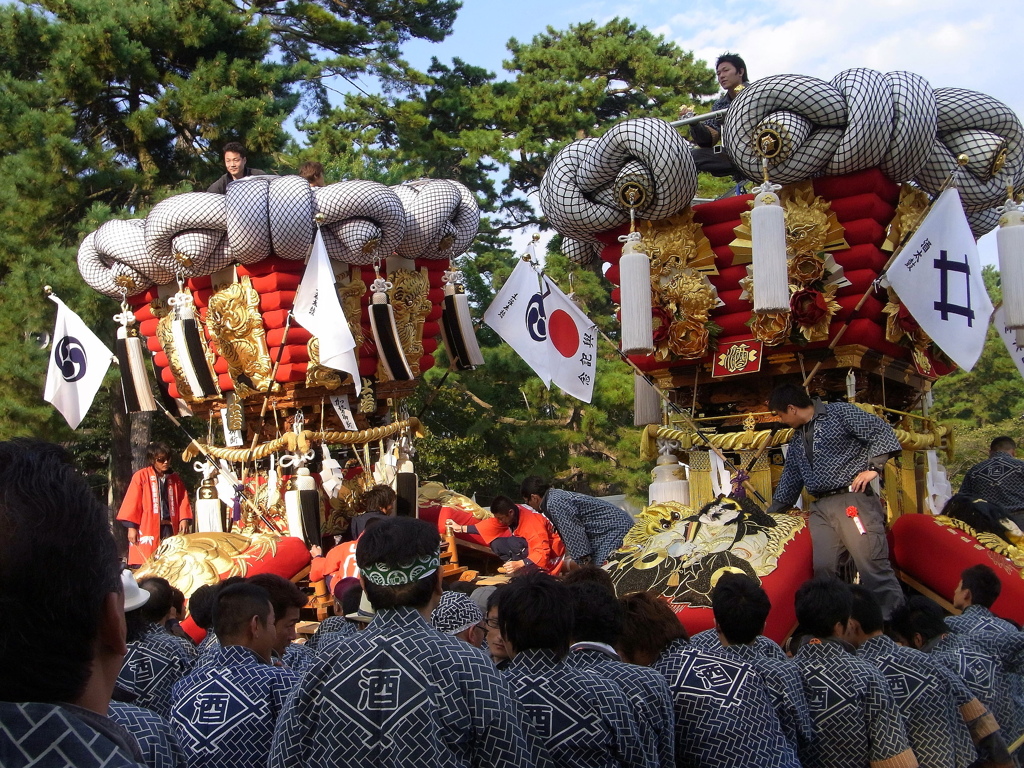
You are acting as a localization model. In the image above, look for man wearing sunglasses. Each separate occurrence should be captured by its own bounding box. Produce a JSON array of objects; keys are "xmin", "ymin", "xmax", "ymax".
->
[{"xmin": 117, "ymin": 442, "xmax": 193, "ymax": 565}]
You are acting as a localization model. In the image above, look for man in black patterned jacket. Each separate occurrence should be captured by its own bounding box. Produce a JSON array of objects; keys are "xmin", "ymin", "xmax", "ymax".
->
[{"xmin": 766, "ymin": 383, "xmax": 905, "ymax": 618}]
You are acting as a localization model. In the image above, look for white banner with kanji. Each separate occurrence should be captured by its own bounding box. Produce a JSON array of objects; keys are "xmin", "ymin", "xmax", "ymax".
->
[
  {"xmin": 483, "ymin": 258, "xmax": 552, "ymax": 386},
  {"xmin": 884, "ymin": 188, "xmax": 994, "ymax": 371},
  {"xmin": 541, "ymin": 276, "xmax": 597, "ymax": 403}
]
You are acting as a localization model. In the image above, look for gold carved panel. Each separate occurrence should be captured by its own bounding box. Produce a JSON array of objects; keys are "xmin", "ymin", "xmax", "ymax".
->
[{"xmin": 206, "ymin": 276, "xmax": 273, "ymax": 398}]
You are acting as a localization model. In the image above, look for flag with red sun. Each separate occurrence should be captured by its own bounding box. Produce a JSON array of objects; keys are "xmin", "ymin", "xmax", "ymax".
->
[{"xmin": 542, "ymin": 276, "xmax": 597, "ymax": 403}]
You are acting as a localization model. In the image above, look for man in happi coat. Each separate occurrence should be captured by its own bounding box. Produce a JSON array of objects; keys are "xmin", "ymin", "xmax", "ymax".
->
[
  {"xmin": 499, "ymin": 572, "xmax": 652, "ymax": 768},
  {"xmin": 118, "ymin": 580, "xmax": 197, "ymax": 719},
  {"xmin": 565, "ymin": 582, "xmax": 675, "ymax": 768},
  {"xmin": 960, "ymin": 437, "xmax": 1024, "ymax": 524},
  {"xmin": 247, "ymin": 573, "xmax": 314, "ymax": 673},
  {"xmin": 118, "ymin": 442, "xmax": 193, "ymax": 565},
  {"xmin": 698, "ymin": 574, "xmax": 815, "ymax": 763},
  {"xmin": 846, "ymin": 586, "xmax": 1012, "ymax": 768},
  {"xmin": 645, "ymin": 606, "xmax": 801, "ymax": 768},
  {"xmin": 893, "ymin": 595, "xmax": 1024, "ymax": 749},
  {"xmin": 270, "ymin": 517, "xmax": 547, "ymax": 768},
  {"xmin": 766, "ymin": 383, "xmax": 905, "ymax": 618},
  {"xmin": 109, "ymin": 699, "xmax": 187, "ymax": 768},
  {"xmin": 520, "ymin": 476, "xmax": 633, "ymax": 566},
  {"xmin": 448, "ymin": 494, "xmax": 566, "ymax": 575},
  {"xmin": 171, "ymin": 584, "xmax": 297, "ymax": 768},
  {"xmin": 792, "ymin": 578, "xmax": 917, "ymax": 768},
  {"xmin": 0, "ymin": 441, "xmax": 148, "ymax": 768}
]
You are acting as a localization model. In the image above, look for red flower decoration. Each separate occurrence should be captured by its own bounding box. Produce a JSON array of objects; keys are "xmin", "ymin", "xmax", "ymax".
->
[
  {"xmin": 896, "ymin": 303, "xmax": 920, "ymax": 333},
  {"xmin": 652, "ymin": 307, "xmax": 672, "ymax": 343},
  {"xmin": 846, "ymin": 506, "xmax": 858, "ymax": 518},
  {"xmin": 790, "ymin": 289, "xmax": 828, "ymax": 326}
]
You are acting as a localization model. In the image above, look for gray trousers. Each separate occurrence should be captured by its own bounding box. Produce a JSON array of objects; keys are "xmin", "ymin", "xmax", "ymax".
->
[{"xmin": 809, "ymin": 492, "xmax": 905, "ymax": 619}]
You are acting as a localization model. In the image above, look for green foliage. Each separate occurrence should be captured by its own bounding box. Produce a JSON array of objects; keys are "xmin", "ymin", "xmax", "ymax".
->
[{"xmin": 931, "ymin": 266, "xmax": 1024, "ymax": 427}]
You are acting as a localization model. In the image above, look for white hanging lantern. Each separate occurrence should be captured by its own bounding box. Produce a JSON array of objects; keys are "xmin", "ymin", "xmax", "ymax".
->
[
  {"xmin": 634, "ymin": 371, "xmax": 661, "ymax": 426},
  {"xmin": 193, "ymin": 463, "xmax": 223, "ymax": 533},
  {"xmin": 618, "ymin": 231, "xmax": 654, "ymax": 355},
  {"xmin": 997, "ymin": 193, "xmax": 1024, "ymax": 330},
  {"xmin": 750, "ymin": 177, "xmax": 790, "ymax": 313},
  {"xmin": 648, "ymin": 440, "xmax": 689, "ymax": 506}
]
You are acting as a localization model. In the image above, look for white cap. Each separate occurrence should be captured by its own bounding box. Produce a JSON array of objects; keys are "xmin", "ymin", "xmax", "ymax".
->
[{"xmin": 122, "ymin": 569, "xmax": 151, "ymax": 612}]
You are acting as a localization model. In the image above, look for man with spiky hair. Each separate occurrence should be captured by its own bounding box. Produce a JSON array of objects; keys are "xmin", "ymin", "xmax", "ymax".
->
[
  {"xmin": 171, "ymin": 584, "xmax": 296, "ymax": 768},
  {"xmin": 206, "ymin": 142, "xmax": 266, "ymax": 194},
  {"xmin": 270, "ymin": 517, "xmax": 547, "ymax": 768},
  {"xmin": 0, "ymin": 440, "xmax": 146, "ymax": 767},
  {"xmin": 499, "ymin": 572, "xmax": 650, "ymax": 768}
]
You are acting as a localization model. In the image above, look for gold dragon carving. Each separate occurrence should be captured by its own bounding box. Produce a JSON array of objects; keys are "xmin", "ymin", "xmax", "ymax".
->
[
  {"xmin": 382, "ymin": 268, "xmax": 431, "ymax": 378},
  {"xmin": 205, "ymin": 276, "xmax": 273, "ymax": 397},
  {"xmin": 306, "ymin": 270, "xmax": 367, "ymax": 389}
]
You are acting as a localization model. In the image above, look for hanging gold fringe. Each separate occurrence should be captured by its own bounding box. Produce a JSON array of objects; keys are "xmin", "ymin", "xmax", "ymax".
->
[
  {"xmin": 182, "ymin": 418, "xmax": 425, "ymax": 463},
  {"xmin": 743, "ymin": 452, "xmax": 773, "ymax": 507},
  {"xmin": 687, "ymin": 451, "xmax": 715, "ymax": 511}
]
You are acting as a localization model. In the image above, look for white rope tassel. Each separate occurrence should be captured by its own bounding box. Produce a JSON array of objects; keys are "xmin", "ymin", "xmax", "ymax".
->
[
  {"xmin": 618, "ymin": 231, "xmax": 654, "ymax": 355},
  {"xmin": 633, "ymin": 371, "xmax": 661, "ymax": 426},
  {"xmin": 997, "ymin": 195, "xmax": 1024, "ymax": 329},
  {"xmin": 750, "ymin": 179, "xmax": 790, "ymax": 313}
]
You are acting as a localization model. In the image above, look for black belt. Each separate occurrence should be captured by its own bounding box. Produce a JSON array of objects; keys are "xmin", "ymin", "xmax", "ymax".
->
[{"xmin": 814, "ymin": 486, "xmax": 873, "ymax": 501}]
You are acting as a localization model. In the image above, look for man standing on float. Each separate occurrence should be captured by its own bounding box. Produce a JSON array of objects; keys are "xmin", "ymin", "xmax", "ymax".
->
[
  {"xmin": 118, "ymin": 442, "xmax": 193, "ymax": 565},
  {"xmin": 765, "ymin": 383, "xmax": 905, "ymax": 618}
]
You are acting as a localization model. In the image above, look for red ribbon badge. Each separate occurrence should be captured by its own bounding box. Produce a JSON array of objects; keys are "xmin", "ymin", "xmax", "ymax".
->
[{"xmin": 846, "ymin": 505, "xmax": 866, "ymax": 535}]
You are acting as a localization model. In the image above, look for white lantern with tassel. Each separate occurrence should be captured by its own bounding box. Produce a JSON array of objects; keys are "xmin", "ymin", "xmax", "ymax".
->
[
  {"xmin": 750, "ymin": 177, "xmax": 790, "ymax": 313},
  {"xmin": 618, "ymin": 231, "xmax": 654, "ymax": 355},
  {"xmin": 997, "ymin": 193, "xmax": 1024, "ymax": 329}
]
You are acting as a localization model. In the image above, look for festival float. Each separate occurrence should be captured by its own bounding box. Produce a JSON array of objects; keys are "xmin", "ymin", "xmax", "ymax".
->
[
  {"xmin": 72, "ymin": 173, "xmax": 486, "ymax": 629},
  {"xmin": 536, "ymin": 68, "xmax": 1024, "ymax": 636},
  {"xmin": 68, "ymin": 66, "xmax": 1024, "ymax": 641}
]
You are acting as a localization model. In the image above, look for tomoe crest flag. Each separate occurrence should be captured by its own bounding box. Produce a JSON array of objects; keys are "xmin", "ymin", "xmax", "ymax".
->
[
  {"xmin": 884, "ymin": 188, "xmax": 994, "ymax": 371},
  {"xmin": 43, "ymin": 295, "xmax": 113, "ymax": 429}
]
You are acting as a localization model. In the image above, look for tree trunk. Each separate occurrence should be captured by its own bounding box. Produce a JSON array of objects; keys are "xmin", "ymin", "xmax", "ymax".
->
[{"xmin": 109, "ymin": 396, "xmax": 133, "ymax": 558}]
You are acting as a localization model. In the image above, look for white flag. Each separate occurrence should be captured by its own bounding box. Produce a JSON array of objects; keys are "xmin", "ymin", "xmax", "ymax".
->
[
  {"xmin": 43, "ymin": 295, "xmax": 113, "ymax": 429},
  {"xmin": 995, "ymin": 305, "xmax": 1024, "ymax": 381},
  {"xmin": 884, "ymin": 188, "xmax": 994, "ymax": 371},
  {"xmin": 293, "ymin": 229, "xmax": 361, "ymax": 394},
  {"xmin": 483, "ymin": 258, "xmax": 551, "ymax": 386},
  {"xmin": 541, "ymin": 276, "xmax": 598, "ymax": 403}
]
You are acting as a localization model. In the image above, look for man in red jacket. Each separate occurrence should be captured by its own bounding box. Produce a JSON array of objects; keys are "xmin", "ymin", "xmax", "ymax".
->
[
  {"xmin": 117, "ymin": 442, "xmax": 193, "ymax": 565},
  {"xmin": 451, "ymin": 495, "xmax": 565, "ymax": 575}
]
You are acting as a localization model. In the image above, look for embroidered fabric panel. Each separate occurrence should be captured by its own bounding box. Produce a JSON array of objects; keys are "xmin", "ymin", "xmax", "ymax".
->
[
  {"xmin": 708, "ymin": 642, "xmax": 815, "ymax": 761},
  {"xmin": 0, "ymin": 702, "xmax": 143, "ymax": 768},
  {"xmin": 269, "ymin": 606, "xmax": 541, "ymax": 768},
  {"xmin": 793, "ymin": 641, "xmax": 913, "ymax": 768},
  {"xmin": 542, "ymin": 489, "xmax": 633, "ymax": 564},
  {"xmin": 109, "ymin": 701, "xmax": 186, "ymax": 768},
  {"xmin": 119, "ymin": 625, "xmax": 196, "ymax": 718},
  {"xmin": 170, "ymin": 645, "xmax": 297, "ymax": 768},
  {"xmin": 959, "ymin": 453, "xmax": 1024, "ymax": 512},
  {"xmin": 653, "ymin": 643, "xmax": 800, "ymax": 768},
  {"xmin": 931, "ymin": 632, "xmax": 1024, "ymax": 744},
  {"xmin": 858, "ymin": 634, "xmax": 976, "ymax": 768},
  {"xmin": 568, "ymin": 647, "xmax": 675, "ymax": 768},
  {"xmin": 505, "ymin": 648, "xmax": 651, "ymax": 768}
]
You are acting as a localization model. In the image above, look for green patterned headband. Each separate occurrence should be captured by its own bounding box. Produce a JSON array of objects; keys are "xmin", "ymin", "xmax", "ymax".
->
[{"xmin": 362, "ymin": 549, "xmax": 441, "ymax": 586}]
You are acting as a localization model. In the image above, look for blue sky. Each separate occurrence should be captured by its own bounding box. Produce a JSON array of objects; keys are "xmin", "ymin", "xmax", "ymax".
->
[{"xmin": 395, "ymin": 0, "xmax": 1024, "ymax": 265}]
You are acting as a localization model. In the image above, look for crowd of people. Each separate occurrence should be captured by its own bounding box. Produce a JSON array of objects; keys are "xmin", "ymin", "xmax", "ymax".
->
[{"xmin": 3, "ymin": 437, "xmax": 1024, "ymax": 768}]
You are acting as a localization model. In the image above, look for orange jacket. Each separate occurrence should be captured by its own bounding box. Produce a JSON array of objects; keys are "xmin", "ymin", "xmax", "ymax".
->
[
  {"xmin": 117, "ymin": 467, "xmax": 193, "ymax": 565},
  {"xmin": 475, "ymin": 505, "xmax": 565, "ymax": 574}
]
